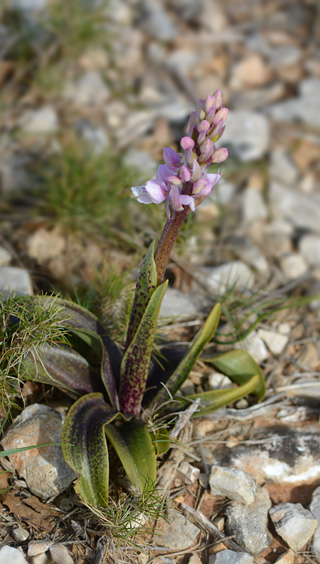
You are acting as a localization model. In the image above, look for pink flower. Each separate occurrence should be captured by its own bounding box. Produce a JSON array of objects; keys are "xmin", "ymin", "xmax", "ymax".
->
[{"xmin": 131, "ymin": 90, "xmax": 228, "ymax": 215}]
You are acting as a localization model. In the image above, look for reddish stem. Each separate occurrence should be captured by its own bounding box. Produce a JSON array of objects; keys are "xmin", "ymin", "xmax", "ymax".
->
[{"xmin": 154, "ymin": 208, "xmax": 189, "ymax": 285}]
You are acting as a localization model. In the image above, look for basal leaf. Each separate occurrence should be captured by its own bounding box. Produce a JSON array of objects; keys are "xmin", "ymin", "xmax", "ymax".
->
[
  {"xmin": 21, "ymin": 343, "xmax": 103, "ymax": 395},
  {"xmin": 208, "ymin": 349, "xmax": 266, "ymax": 401},
  {"xmin": 125, "ymin": 240, "xmax": 157, "ymax": 350},
  {"xmin": 176, "ymin": 373, "xmax": 261, "ymax": 417},
  {"xmin": 105, "ymin": 419, "xmax": 157, "ymax": 490},
  {"xmin": 150, "ymin": 303, "xmax": 221, "ymax": 410},
  {"xmin": 62, "ymin": 393, "xmax": 118, "ymax": 508},
  {"xmin": 70, "ymin": 328, "xmax": 119, "ymax": 410},
  {"xmin": 119, "ymin": 280, "xmax": 168, "ymax": 415}
]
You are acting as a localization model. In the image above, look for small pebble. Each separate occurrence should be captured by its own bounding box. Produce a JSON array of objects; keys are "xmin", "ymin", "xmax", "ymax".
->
[{"xmin": 12, "ymin": 527, "xmax": 29, "ymax": 542}]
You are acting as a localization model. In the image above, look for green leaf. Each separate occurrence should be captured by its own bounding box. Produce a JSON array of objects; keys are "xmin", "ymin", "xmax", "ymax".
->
[
  {"xmin": 125, "ymin": 240, "xmax": 157, "ymax": 349},
  {"xmin": 62, "ymin": 393, "xmax": 118, "ymax": 508},
  {"xmin": 149, "ymin": 427, "xmax": 171, "ymax": 455},
  {"xmin": 177, "ymin": 373, "xmax": 261, "ymax": 417},
  {"xmin": 119, "ymin": 280, "xmax": 168, "ymax": 415},
  {"xmin": 30, "ymin": 297, "xmax": 119, "ymax": 409},
  {"xmin": 150, "ymin": 303, "xmax": 221, "ymax": 410},
  {"xmin": 105, "ymin": 419, "xmax": 157, "ymax": 491},
  {"xmin": 21, "ymin": 343, "xmax": 102, "ymax": 396},
  {"xmin": 208, "ymin": 349, "xmax": 266, "ymax": 401},
  {"xmin": 70, "ymin": 328, "xmax": 119, "ymax": 409}
]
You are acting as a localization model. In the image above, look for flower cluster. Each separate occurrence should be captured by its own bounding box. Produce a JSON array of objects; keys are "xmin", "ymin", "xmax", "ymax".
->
[{"xmin": 132, "ymin": 91, "xmax": 228, "ymax": 216}]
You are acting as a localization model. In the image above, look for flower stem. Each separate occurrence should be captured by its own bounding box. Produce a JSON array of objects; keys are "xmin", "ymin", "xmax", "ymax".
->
[{"xmin": 154, "ymin": 208, "xmax": 189, "ymax": 285}]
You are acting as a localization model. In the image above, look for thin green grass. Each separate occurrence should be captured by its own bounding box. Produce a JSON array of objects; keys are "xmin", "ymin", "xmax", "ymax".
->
[
  {"xmin": 31, "ymin": 138, "xmax": 139, "ymax": 242},
  {"xmin": 0, "ymin": 293, "xmax": 70, "ymax": 412}
]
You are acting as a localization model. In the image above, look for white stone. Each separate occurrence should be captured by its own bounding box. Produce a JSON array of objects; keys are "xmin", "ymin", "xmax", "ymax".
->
[
  {"xmin": 1, "ymin": 404, "xmax": 76, "ymax": 499},
  {"xmin": 198, "ymin": 261, "xmax": 255, "ymax": 296},
  {"xmin": 225, "ymin": 488, "xmax": 271, "ymax": 555},
  {"xmin": 209, "ymin": 550, "xmax": 254, "ymax": 564},
  {"xmin": 234, "ymin": 331, "xmax": 269, "ymax": 364},
  {"xmin": 214, "ymin": 180, "xmax": 237, "ymax": 206},
  {"xmin": 269, "ymin": 502, "xmax": 318, "ymax": 551},
  {"xmin": 178, "ymin": 461, "xmax": 200, "ymax": 484},
  {"xmin": 153, "ymin": 508, "xmax": 200, "ymax": 550},
  {"xmin": 222, "ymin": 111, "xmax": 270, "ymax": 162},
  {"xmin": 210, "ymin": 466, "xmax": 257, "ymax": 505},
  {"xmin": 64, "ymin": 71, "xmax": 110, "ymax": 107},
  {"xmin": 0, "ymin": 546, "xmax": 28, "ymax": 564},
  {"xmin": 0, "ymin": 246, "xmax": 12, "ymax": 267},
  {"xmin": 19, "ymin": 106, "xmax": 59, "ymax": 134},
  {"xmin": 49, "ymin": 544, "xmax": 74, "ymax": 564},
  {"xmin": 159, "ymin": 288, "xmax": 198, "ymax": 320},
  {"xmin": 208, "ymin": 372, "xmax": 233, "ymax": 390},
  {"xmin": 242, "ymin": 188, "xmax": 268, "ymax": 224},
  {"xmin": 0, "ymin": 266, "xmax": 33, "ymax": 297},
  {"xmin": 28, "ymin": 541, "xmax": 53, "ymax": 557},
  {"xmin": 280, "ymin": 254, "xmax": 308, "ymax": 280},
  {"xmin": 299, "ymin": 235, "xmax": 320, "ymax": 266},
  {"xmin": 269, "ymin": 182, "xmax": 320, "ymax": 233},
  {"xmin": 258, "ymin": 329, "xmax": 289, "ymax": 355},
  {"xmin": 270, "ymin": 149, "xmax": 298, "ymax": 185}
]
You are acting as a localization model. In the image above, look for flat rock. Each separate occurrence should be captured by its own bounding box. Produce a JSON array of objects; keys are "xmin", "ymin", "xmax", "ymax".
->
[
  {"xmin": 0, "ymin": 266, "xmax": 33, "ymax": 297},
  {"xmin": 270, "ymin": 149, "xmax": 298, "ymax": 185},
  {"xmin": 197, "ymin": 261, "xmax": 255, "ymax": 296},
  {"xmin": 159, "ymin": 288, "xmax": 198, "ymax": 320},
  {"xmin": 211, "ymin": 426, "xmax": 320, "ymax": 489},
  {"xmin": 226, "ymin": 236, "xmax": 268, "ymax": 275},
  {"xmin": 209, "ymin": 465, "xmax": 257, "ymax": 505},
  {"xmin": 280, "ymin": 254, "xmax": 308, "ymax": 280},
  {"xmin": 310, "ymin": 486, "xmax": 320, "ymax": 558},
  {"xmin": 224, "ymin": 487, "xmax": 271, "ymax": 555},
  {"xmin": 269, "ymin": 502, "xmax": 318, "ymax": 551},
  {"xmin": 19, "ymin": 106, "xmax": 59, "ymax": 134},
  {"xmin": 222, "ymin": 111, "xmax": 270, "ymax": 162},
  {"xmin": 299, "ymin": 235, "xmax": 320, "ymax": 266},
  {"xmin": 269, "ymin": 182, "xmax": 320, "ymax": 233},
  {"xmin": 1, "ymin": 404, "xmax": 76, "ymax": 499},
  {"xmin": 209, "ymin": 550, "xmax": 254, "ymax": 564},
  {"xmin": 153, "ymin": 508, "xmax": 200, "ymax": 550},
  {"xmin": 0, "ymin": 246, "xmax": 12, "ymax": 267},
  {"xmin": 234, "ymin": 331, "xmax": 269, "ymax": 364},
  {"xmin": 0, "ymin": 546, "xmax": 28, "ymax": 564},
  {"xmin": 241, "ymin": 188, "xmax": 268, "ymax": 224},
  {"xmin": 257, "ymin": 329, "xmax": 289, "ymax": 355},
  {"xmin": 64, "ymin": 71, "xmax": 110, "ymax": 107}
]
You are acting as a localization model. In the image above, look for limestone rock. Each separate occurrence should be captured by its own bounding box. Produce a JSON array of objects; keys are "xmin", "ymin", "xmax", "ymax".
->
[
  {"xmin": 0, "ymin": 266, "xmax": 33, "ymax": 297},
  {"xmin": 210, "ymin": 466, "xmax": 257, "ymax": 505},
  {"xmin": 222, "ymin": 111, "xmax": 270, "ymax": 162},
  {"xmin": 269, "ymin": 502, "xmax": 318, "ymax": 551},
  {"xmin": 153, "ymin": 508, "xmax": 200, "ymax": 550},
  {"xmin": 209, "ymin": 551, "xmax": 254, "ymax": 564},
  {"xmin": 224, "ymin": 488, "xmax": 271, "ymax": 555},
  {"xmin": 1, "ymin": 404, "xmax": 76, "ymax": 499}
]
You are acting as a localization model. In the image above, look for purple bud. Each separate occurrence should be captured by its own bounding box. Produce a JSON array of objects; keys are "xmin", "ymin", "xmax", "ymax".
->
[
  {"xmin": 211, "ymin": 147, "xmax": 228, "ymax": 163},
  {"xmin": 198, "ymin": 120, "xmax": 210, "ymax": 133},
  {"xmin": 214, "ymin": 107, "xmax": 229, "ymax": 126},
  {"xmin": 179, "ymin": 165, "xmax": 191, "ymax": 182},
  {"xmin": 214, "ymin": 90, "xmax": 222, "ymax": 110},
  {"xmin": 181, "ymin": 136, "xmax": 195, "ymax": 151},
  {"xmin": 204, "ymin": 95, "xmax": 216, "ymax": 115}
]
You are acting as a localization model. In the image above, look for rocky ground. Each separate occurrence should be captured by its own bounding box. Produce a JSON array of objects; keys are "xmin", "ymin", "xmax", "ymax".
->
[{"xmin": 0, "ymin": 0, "xmax": 320, "ymax": 563}]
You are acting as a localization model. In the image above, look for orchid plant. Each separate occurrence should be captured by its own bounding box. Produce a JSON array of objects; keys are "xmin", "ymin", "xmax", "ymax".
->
[{"xmin": 17, "ymin": 92, "xmax": 265, "ymax": 509}]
